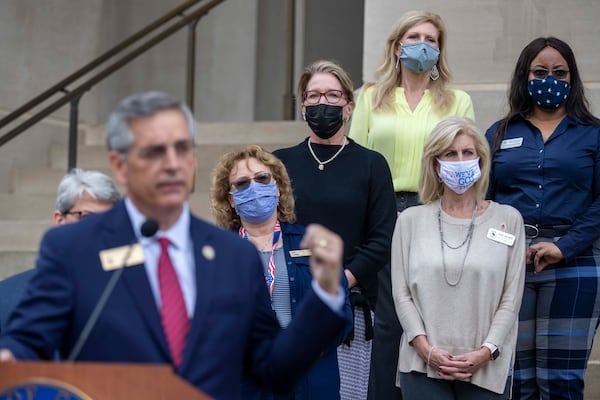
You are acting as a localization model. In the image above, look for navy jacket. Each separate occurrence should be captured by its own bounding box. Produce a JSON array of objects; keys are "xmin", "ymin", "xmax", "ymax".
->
[
  {"xmin": 0, "ymin": 201, "xmax": 348, "ymax": 399},
  {"xmin": 242, "ymin": 222, "xmax": 352, "ymax": 400},
  {"xmin": 0, "ymin": 270, "xmax": 33, "ymax": 334}
]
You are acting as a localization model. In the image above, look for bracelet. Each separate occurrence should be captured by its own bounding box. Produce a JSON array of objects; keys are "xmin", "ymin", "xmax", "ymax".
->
[{"xmin": 427, "ymin": 346, "xmax": 435, "ymax": 366}]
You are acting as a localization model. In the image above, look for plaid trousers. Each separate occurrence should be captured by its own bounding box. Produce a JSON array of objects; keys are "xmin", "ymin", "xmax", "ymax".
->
[{"xmin": 512, "ymin": 237, "xmax": 600, "ymax": 400}]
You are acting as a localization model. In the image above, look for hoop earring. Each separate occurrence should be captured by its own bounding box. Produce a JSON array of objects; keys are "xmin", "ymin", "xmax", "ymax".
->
[
  {"xmin": 430, "ymin": 65, "xmax": 440, "ymax": 81},
  {"xmin": 395, "ymin": 56, "xmax": 400, "ymax": 71}
]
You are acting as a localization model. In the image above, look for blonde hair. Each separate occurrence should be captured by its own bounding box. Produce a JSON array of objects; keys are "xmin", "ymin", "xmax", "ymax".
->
[
  {"xmin": 211, "ymin": 145, "xmax": 296, "ymax": 229},
  {"xmin": 419, "ymin": 117, "xmax": 490, "ymax": 203},
  {"xmin": 368, "ymin": 10, "xmax": 454, "ymax": 113},
  {"xmin": 297, "ymin": 60, "xmax": 355, "ymax": 105}
]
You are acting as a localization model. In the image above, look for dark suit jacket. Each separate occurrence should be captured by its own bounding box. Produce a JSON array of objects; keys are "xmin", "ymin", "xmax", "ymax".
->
[
  {"xmin": 0, "ymin": 201, "xmax": 347, "ymax": 399},
  {"xmin": 0, "ymin": 269, "xmax": 34, "ymax": 334}
]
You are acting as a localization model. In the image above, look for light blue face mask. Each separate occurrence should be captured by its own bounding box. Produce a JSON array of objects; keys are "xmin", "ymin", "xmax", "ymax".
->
[
  {"xmin": 399, "ymin": 41, "xmax": 440, "ymax": 73},
  {"xmin": 232, "ymin": 181, "xmax": 279, "ymax": 224}
]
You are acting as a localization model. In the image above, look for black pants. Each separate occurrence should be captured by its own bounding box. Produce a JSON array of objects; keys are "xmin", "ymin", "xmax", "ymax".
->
[{"xmin": 367, "ymin": 192, "xmax": 419, "ymax": 400}]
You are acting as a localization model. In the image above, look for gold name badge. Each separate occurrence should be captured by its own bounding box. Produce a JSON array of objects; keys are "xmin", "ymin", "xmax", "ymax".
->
[
  {"xmin": 99, "ymin": 244, "xmax": 145, "ymax": 271},
  {"xmin": 289, "ymin": 249, "xmax": 312, "ymax": 257}
]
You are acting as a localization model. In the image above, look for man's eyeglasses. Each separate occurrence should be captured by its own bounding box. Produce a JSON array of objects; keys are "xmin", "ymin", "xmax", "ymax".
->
[
  {"xmin": 303, "ymin": 90, "xmax": 346, "ymax": 105},
  {"xmin": 63, "ymin": 210, "xmax": 96, "ymax": 220},
  {"xmin": 530, "ymin": 68, "xmax": 569, "ymax": 80},
  {"xmin": 230, "ymin": 172, "xmax": 273, "ymax": 192},
  {"xmin": 136, "ymin": 139, "xmax": 195, "ymax": 161}
]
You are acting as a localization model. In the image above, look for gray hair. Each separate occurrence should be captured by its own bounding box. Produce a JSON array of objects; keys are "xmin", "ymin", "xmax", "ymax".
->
[
  {"xmin": 55, "ymin": 168, "xmax": 121, "ymax": 213},
  {"xmin": 105, "ymin": 91, "xmax": 197, "ymax": 155}
]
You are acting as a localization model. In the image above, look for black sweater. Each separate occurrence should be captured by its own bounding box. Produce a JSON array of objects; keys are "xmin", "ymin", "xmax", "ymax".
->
[{"xmin": 274, "ymin": 137, "xmax": 397, "ymax": 309}]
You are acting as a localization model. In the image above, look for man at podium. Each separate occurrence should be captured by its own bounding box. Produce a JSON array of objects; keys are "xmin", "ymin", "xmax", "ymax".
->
[{"xmin": 0, "ymin": 92, "xmax": 349, "ymax": 399}]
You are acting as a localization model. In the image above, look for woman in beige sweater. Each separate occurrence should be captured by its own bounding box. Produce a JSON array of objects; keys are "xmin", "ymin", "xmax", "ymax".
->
[{"xmin": 392, "ymin": 117, "xmax": 525, "ymax": 399}]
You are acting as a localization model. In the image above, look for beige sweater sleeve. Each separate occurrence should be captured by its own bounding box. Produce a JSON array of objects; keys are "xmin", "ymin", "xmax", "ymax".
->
[{"xmin": 391, "ymin": 210, "xmax": 427, "ymax": 343}]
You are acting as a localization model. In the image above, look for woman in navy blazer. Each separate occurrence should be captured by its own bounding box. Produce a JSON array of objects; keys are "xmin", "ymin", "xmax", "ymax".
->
[{"xmin": 211, "ymin": 145, "xmax": 352, "ymax": 399}]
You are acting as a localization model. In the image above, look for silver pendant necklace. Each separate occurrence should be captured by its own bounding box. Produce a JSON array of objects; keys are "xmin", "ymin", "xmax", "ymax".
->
[
  {"xmin": 438, "ymin": 200, "xmax": 478, "ymax": 286},
  {"xmin": 307, "ymin": 136, "xmax": 347, "ymax": 170}
]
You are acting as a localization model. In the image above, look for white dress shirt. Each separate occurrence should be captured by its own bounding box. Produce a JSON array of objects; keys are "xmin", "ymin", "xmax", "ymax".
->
[{"xmin": 124, "ymin": 198, "xmax": 196, "ymax": 317}]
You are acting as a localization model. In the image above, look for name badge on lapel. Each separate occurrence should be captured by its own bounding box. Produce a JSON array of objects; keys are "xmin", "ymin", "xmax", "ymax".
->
[
  {"xmin": 99, "ymin": 244, "xmax": 145, "ymax": 271},
  {"xmin": 500, "ymin": 138, "xmax": 523, "ymax": 149},
  {"xmin": 289, "ymin": 249, "xmax": 312, "ymax": 257},
  {"xmin": 487, "ymin": 228, "xmax": 516, "ymax": 246}
]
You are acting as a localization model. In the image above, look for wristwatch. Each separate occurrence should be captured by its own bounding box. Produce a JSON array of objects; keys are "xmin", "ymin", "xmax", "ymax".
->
[{"xmin": 481, "ymin": 343, "xmax": 500, "ymax": 360}]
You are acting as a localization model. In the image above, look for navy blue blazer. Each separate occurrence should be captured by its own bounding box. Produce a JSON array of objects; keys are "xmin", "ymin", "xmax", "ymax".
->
[
  {"xmin": 0, "ymin": 201, "xmax": 347, "ymax": 399},
  {"xmin": 243, "ymin": 222, "xmax": 352, "ymax": 400},
  {"xmin": 0, "ymin": 269, "xmax": 33, "ymax": 334}
]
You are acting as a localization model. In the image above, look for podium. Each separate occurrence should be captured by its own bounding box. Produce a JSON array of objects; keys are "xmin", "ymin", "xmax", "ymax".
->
[{"xmin": 0, "ymin": 361, "xmax": 211, "ymax": 399}]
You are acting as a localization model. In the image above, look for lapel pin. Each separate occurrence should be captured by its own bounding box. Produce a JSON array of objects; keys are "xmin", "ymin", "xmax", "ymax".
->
[{"xmin": 202, "ymin": 245, "xmax": 215, "ymax": 261}]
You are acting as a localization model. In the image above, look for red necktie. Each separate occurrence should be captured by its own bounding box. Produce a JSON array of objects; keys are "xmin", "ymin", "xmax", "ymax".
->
[{"xmin": 157, "ymin": 237, "xmax": 190, "ymax": 368}]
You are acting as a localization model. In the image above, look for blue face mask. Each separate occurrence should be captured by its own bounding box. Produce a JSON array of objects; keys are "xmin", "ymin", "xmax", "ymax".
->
[
  {"xmin": 399, "ymin": 42, "xmax": 440, "ymax": 73},
  {"xmin": 232, "ymin": 181, "xmax": 279, "ymax": 224},
  {"xmin": 528, "ymin": 77, "xmax": 570, "ymax": 110}
]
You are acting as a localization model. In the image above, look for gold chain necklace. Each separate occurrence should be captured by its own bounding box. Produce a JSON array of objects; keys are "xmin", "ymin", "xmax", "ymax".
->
[{"xmin": 307, "ymin": 136, "xmax": 347, "ymax": 170}]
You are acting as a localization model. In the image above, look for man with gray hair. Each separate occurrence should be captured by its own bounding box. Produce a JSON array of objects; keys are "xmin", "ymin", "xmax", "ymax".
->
[
  {"xmin": 0, "ymin": 91, "xmax": 348, "ymax": 399},
  {"xmin": 0, "ymin": 168, "xmax": 120, "ymax": 332}
]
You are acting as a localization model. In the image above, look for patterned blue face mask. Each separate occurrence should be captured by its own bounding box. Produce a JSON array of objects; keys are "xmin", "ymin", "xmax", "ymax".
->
[
  {"xmin": 399, "ymin": 42, "xmax": 440, "ymax": 73},
  {"xmin": 232, "ymin": 181, "xmax": 279, "ymax": 224},
  {"xmin": 528, "ymin": 77, "xmax": 570, "ymax": 110}
]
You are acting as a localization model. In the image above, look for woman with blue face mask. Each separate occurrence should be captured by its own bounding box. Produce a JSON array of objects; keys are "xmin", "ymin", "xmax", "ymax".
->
[
  {"xmin": 348, "ymin": 10, "xmax": 475, "ymax": 400},
  {"xmin": 210, "ymin": 144, "xmax": 352, "ymax": 400},
  {"xmin": 392, "ymin": 117, "xmax": 525, "ymax": 400},
  {"xmin": 486, "ymin": 37, "xmax": 600, "ymax": 400}
]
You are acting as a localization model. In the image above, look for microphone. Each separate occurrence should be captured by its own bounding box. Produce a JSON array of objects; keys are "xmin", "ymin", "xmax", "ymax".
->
[{"xmin": 67, "ymin": 219, "xmax": 159, "ymax": 361}]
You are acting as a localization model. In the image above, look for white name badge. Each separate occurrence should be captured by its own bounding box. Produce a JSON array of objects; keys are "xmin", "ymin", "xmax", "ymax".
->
[
  {"xmin": 487, "ymin": 228, "xmax": 516, "ymax": 247},
  {"xmin": 500, "ymin": 138, "xmax": 523, "ymax": 149},
  {"xmin": 99, "ymin": 244, "xmax": 145, "ymax": 271},
  {"xmin": 289, "ymin": 249, "xmax": 312, "ymax": 257}
]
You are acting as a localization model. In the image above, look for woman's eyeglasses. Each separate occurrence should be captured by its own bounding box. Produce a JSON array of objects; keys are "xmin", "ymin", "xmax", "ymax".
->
[
  {"xmin": 530, "ymin": 68, "xmax": 569, "ymax": 80},
  {"xmin": 230, "ymin": 172, "xmax": 273, "ymax": 192},
  {"xmin": 303, "ymin": 90, "xmax": 346, "ymax": 105}
]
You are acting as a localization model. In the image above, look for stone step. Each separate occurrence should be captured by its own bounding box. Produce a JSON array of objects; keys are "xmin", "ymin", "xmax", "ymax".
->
[
  {"xmin": 585, "ymin": 361, "xmax": 600, "ymax": 399},
  {"xmin": 0, "ymin": 221, "xmax": 53, "ymax": 252},
  {"xmin": 83, "ymin": 121, "xmax": 308, "ymax": 146},
  {"xmin": 0, "ymin": 252, "xmax": 39, "ymax": 280},
  {"xmin": 48, "ymin": 141, "xmax": 301, "ymax": 171},
  {"xmin": 11, "ymin": 165, "xmax": 227, "ymax": 197},
  {"xmin": 0, "ymin": 193, "xmax": 213, "ymax": 250},
  {"xmin": 0, "ymin": 193, "xmax": 56, "ymax": 219}
]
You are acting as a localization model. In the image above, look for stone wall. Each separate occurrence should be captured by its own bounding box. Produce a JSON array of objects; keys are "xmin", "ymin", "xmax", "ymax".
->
[{"xmin": 363, "ymin": 0, "xmax": 600, "ymax": 130}]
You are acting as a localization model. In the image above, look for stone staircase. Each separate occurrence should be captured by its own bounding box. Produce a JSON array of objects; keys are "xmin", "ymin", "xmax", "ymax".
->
[{"xmin": 0, "ymin": 120, "xmax": 309, "ymax": 279}]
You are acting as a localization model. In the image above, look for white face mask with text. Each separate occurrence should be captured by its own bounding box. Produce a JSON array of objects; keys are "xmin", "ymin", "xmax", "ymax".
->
[{"xmin": 436, "ymin": 158, "xmax": 481, "ymax": 195}]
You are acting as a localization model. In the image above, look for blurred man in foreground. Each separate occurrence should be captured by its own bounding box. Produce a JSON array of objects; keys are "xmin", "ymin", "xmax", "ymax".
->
[{"xmin": 0, "ymin": 92, "xmax": 348, "ymax": 399}]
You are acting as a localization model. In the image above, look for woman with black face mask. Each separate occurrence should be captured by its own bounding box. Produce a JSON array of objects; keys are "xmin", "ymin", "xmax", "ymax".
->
[{"xmin": 274, "ymin": 60, "xmax": 397, "ymax": 400}]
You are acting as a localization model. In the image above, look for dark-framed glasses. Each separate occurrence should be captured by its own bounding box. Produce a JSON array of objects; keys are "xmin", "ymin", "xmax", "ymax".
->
[
  {"xmin": 303, "ymin": 90, "xmax": 345, "ymax": 105},
  {"xmin": 530, "ymin": 68, "xmax": 569, "ymax": 80},
  {"xmin": 63, "ymin": 210, "xmax": 96, "ymax": 220},
  {"xmin": 230, "ymin": 172, "xmax": 273, "ymax": 192}
]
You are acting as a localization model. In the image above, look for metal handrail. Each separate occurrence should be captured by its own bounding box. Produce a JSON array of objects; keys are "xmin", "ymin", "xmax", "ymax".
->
[{"xmin": 0, "ymin": 0, "xmax": 225, "ymax": 169}]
